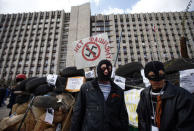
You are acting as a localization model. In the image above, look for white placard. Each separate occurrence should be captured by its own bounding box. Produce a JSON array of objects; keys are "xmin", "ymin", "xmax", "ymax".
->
[
  {"xmin": 66, "ymin": 77, "xmax": 85, "ymax": 92},
  {"xmin": 141, "ymin": 69, "xmax": 150, "ymax": 87},
  {"xmin": 114, "ymin": 75, "xmax": 126, "ymax": 90},
  {"xmin": 111, "ymin": 67, "xmax": 116, "ymax": 78},
  {"xmin": 152, "ymin": 126, "xmax": 159, "ymax": 131},
  {"xmin": 73, "ymin": 33, "xmax": 112, "ymax": 69},
  {"xmin": 47, "ymin": 74, "xmax": 58, "ymax": 86},
  {"xmin": 180, "ymin": 69, "xmax": 194, "ymax": 93},
  {"xmin": 45, "ymin": 108, "xmax": 54, "ymax": 124},
  {"xmin": 85, "ymin": 70, "xmax": 95, "ymax": 78},
  {"xmin": 124, "ymin": 89, "xmax": 144, "ymax": 127}
]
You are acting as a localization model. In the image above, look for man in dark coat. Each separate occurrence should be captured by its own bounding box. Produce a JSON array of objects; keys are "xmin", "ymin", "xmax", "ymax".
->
[
  {"xmin": 71, "ymin": 59, "xmax": 129, "ymax": 131},
  {"xmin": 137, "ymin": 61, "xmax": 194, "ymax": 131},
  {"xmin": 0, "ymin": 85, "xmax": 6, "ymax": 107}
]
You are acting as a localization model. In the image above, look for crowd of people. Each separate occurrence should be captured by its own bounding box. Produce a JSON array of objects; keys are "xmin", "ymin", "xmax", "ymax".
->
[{"xmin": 0, "ymin": 60, "xmax": 194, "ymax": 131}]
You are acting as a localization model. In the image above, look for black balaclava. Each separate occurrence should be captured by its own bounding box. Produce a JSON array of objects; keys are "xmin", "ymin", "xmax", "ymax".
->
[
  {"xmin": 97, "ymin": 59, "xmax": 112, "ymax": 81},
  {"xmin": 144, "ymin": 61, "xmax": 165, "ymax": 81}
]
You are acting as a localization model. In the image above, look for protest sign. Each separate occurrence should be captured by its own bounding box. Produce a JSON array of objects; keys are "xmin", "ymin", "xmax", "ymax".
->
[
  {"xmin": 45, "ymin": 108, "xmax": 54, "ymax": 124},
  {"xmin": 124, "ymin": 89, "xmax": 144, "ymax": 127},
  {"xmin": 66, "ymin": 77, "xmax": 85, "ymax": 92},
  {"xmin": 85, "ymin": 70, "xmax": 95, "ymax": 79},
  {"xmin": 180, "ymin": 69, "xmax": 194, "ymax": 93},
  {"xmin": 114, "ymin": 75, "xmax": 126, "ymax": 90},
  {"xmin": 73, "ymin": 33, "xmax": 112, "ymax": 69},
  {"xmin": 47, "ymin": 74, "xmax": 58, "ymax": 86}
]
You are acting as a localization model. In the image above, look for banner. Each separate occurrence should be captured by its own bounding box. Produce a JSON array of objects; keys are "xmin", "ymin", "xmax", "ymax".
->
[
  {"xmin": 180, "ymin": 69, "xmax": 194, "ymax": 93},
  {"xmin": 73, "ymin": 33, "xmax": 112, "ymax": 69},
  {"xmin": 124, "ymin": 89, "xmax": 144, "ymax": 127}
]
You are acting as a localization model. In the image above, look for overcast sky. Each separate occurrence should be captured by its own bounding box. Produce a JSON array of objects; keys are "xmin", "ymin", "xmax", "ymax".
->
[{"xmin": 0, "ymin": 0, "xmax": 193, "ymax": 15}]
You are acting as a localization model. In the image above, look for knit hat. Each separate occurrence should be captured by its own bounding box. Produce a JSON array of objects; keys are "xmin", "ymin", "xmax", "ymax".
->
[
  {"xmin": 97, "ymin": 59, "xmax": 112, "ymax": 81},
  {"xmin": 16, "ymin": 74, "xmax": 26, "ymax": 82},
  {"xmin": 144, "ymin": 61, "xmax": 165, "ymax": 81}
]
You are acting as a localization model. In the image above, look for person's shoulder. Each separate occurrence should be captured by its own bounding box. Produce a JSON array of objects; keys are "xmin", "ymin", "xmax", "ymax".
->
[
  {"xmin": 141, "ymin": 86, "xmax": 150, "ymax": 94},
  {"xmin": 111, "ymin": 81, "xmax": 123, "ymax": 90},
  {"xmin": 138, "ymin": 87, "xmax": 149, "ymax": 98},
  {"xmin": 81, "ymin": 79, "xmax": 96, "ymax": 88},
  {"xmin": 111, "ymin": 81, "xmax": 127, "ymax": 95},
  {"xmin": 81, "ymin": 81, "xmax": 90, "ymax": 88},
  {"xmin": 167, "ymin": 81, "xmax": 192, "ymax": 97}
]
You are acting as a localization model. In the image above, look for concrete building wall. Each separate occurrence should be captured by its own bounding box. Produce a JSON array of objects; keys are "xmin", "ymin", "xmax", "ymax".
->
[
  {"xmin": 0, "ymin": 3, "xmax": 194, "ymax": 81},
  {"xmin": 58, "ymin": 12, "xmax": 70, "ymax": 72},
  {"xmin": 66, "ymin": 3, "xmax": 90, "ymax": 66},
  {"xmin": 91, "ymin": 12, "xmax": 194, "ymax": 67},
  {"xmin": 0, "ymin": 11, "xmax": 65, "ymax": 80}
]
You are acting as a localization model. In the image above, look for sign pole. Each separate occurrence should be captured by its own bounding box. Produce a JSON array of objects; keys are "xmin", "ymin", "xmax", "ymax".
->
[{"xmin": 114, "ymin": 31, "xmax": 122, "ymax": 67}]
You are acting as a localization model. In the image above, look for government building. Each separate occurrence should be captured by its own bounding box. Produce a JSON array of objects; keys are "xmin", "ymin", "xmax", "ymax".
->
[{"xmin": 0, "ymin": 3, "xmax": 194, "ymax": 80}]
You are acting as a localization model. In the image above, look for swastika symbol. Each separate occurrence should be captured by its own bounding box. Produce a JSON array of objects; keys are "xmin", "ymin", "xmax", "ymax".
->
[
  {"xmin": 85, "ymin": 46, "xmax": 97, "ymax": 57},
  {"xmin": 82, "ymin": 42, "xmax": 101, "ymax": 61}
]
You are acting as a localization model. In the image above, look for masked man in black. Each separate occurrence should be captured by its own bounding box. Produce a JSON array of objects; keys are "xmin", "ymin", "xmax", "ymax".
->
[
  {"xmin": 71, "ymin": 59, "xmax": 129, "ymax": 131},
  {"xmin": 137, "ymin": 61, "xmax": 194, "ymax": 131}
]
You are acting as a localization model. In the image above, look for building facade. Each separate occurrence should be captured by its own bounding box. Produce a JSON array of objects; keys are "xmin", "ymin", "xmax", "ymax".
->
[{"xmin": 0, "ymin": 3, "xmax": 194, "ymax": 80}]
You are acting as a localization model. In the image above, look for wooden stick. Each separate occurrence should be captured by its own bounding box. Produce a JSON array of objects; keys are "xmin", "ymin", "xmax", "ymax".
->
[{"xmin": 62, "ymin": 106, "xmax": 73, "ymax": 131}]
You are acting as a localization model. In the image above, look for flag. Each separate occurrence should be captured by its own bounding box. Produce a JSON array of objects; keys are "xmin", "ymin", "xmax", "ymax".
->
[{"xmin": 152, "ymin": 24, "xmax": 156, "ymax": 32}]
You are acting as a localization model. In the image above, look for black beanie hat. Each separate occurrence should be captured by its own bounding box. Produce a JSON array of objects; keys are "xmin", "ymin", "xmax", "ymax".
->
[
  {"xmin": 144, "ymin": 61, "xmax": 165, "ymax": 81},
  {"xmin": 97, "ymin": 59, "xmax": 112, "ymax": 81}
]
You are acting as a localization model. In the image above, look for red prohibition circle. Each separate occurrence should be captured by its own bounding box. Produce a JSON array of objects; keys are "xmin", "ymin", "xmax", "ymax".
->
[{"xmin": 82, "ymin": 42, "xmax": 101, "ymax": 61}]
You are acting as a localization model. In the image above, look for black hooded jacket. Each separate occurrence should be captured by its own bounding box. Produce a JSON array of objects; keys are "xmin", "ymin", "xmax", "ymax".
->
[
  {"xmin": 136, "ymin": 81, "xmax": 194, "ymax": 131},
  {"xmin": 71, "ymin": 78, "xmax": 129, "ymax": 131}
]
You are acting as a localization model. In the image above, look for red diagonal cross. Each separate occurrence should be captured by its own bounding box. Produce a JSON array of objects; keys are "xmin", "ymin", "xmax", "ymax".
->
[{"xmin": 85, "ymin": 45, "xmax": 96, "ymax": 58}]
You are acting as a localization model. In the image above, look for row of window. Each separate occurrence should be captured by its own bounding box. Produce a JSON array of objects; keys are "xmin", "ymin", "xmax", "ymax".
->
[
  {"xmin": 0, "ymin": 25, "xmax": 61, "ymax": 35},
  {"xmin": 114, "ymin": 12, "xmax": 193, "ymax": 22},
  {"xmin": 116, "ymin": 51, "xmax": 180, "ymax": 66},
  {"xmin": 1, "ymin": 69, "xmax": 55, "ymax": 77},
  {"xmin": 115, "ymin": 22, "xmax": 193, "ymax": 29},
  {"xmin": 0, "ymin": 19, "xmax": 61, "ymax": 28},
  {"xmin": 1, "ymin": 13, "xmax": 62, "ymax": 23}
]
